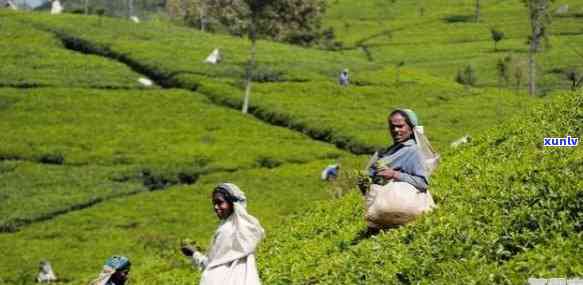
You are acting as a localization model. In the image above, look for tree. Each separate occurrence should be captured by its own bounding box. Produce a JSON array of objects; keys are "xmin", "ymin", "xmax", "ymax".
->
[
  {"xmin": 455, "ymin": 64, "xmax": 477, "ymax": 88},
  {"xmin": 524, "ymin": 0, "xmax": 553, "ymax": 96},
  {"xmin": 127, "ymin": 0, "xmax": 134, "ymax": 18},
  {"xmin": 513, "ymin": 63, "xmax": 525, "ymax": 92},
  {"xmin": 475, "ymin": 0, "xmax": 480, "ymax": 22},
  {"xmin": 490, "ymin": 28, "xmax": 505, "ymax": 51},
  {"xmin": 496, "ymin": 55, "xmax": 512, "ymax": 88},
  {"xmin": 564, "ymin": 68, "xmax": 583, "ymax": 91},
  {"xmin": 395, "ymin": 61, "xmax": 405, "ymax": 85},
  {"xmin": 204, "ymin": 0, "xmax": 327, "ymax": 113}
]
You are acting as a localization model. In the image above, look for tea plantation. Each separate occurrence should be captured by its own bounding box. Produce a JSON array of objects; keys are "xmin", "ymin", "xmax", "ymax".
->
[
  {"xmin": 258, "ymin": 92, "xmax": 582, "ymax": 284},
  {"xmin": 0, "ymin": 0, "xmax": 581, "ymax": 283},
  {"xmin": 0, "ymin": 16, "xmax": 144, "ymax": 89}
]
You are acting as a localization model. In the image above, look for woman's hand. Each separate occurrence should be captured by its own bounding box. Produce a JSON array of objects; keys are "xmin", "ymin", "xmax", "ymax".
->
[
  {"xmin": 377, "ymin": 168, "xmax": 400, "ymax": 180},
  {"xmin": 181, "ymin": 245, "xmax": 195, "ymax": 257}
]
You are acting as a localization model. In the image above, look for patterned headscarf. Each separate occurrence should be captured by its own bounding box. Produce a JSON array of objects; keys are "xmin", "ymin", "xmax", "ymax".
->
[
  {"xmin": 105, "ymin": 256, "xmax": 131, "ymax": 271},
  {"xmin": 89, "ymin": 256, "xmax": 130, "ymax": 285},
  {"xmin": 391, "ymin": 108, "xmax": 419, "ymax": 127}
]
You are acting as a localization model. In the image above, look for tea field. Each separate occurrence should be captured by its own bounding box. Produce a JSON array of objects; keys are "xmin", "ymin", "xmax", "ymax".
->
[
  {"xmin": 3, "ymin": 9, "xmax": 549, "ymax": 152},
  {"xmin": 259, "ymin": 91, "xmax": 583, "ymax": 284},
  {"xmin": 0, "ymin": 16, "xmax": 144, "ymax": 89},
  {"xmin": 0, "ymin": 87, "xmax": 344, "ymax": 232},
  {"xmin": 0, "ymin": 0, "xmax": 582, "ymax": 284}
]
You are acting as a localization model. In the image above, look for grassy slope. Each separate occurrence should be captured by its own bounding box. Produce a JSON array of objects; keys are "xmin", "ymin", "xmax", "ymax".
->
[
  {"xmin": 325, "ymin": 0, "xmax": 583, "ymax": 90},
  {"xmin": 0, "ymin": 157, "xmax": 366, "ymax": 284},
  {"xmin": 5, "ymin": 10, "xmax": 544, "ymax": 152},
  {"xmin": 0, "ymin": 1, "xmax": 581, "ymax": 283},
  {"xmin": 0, "ymin": 15, "xmax": 145, "ymax": 88},
  {"xmin": 0, "ymin": 87, "xmax": 344, "ymax": 231},
  {"xmin": 259, "ymin": 91, "xmax": 583, "ymax": 284}
]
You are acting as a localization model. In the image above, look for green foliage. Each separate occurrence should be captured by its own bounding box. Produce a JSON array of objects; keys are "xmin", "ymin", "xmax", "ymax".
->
[
  {"xmin": 0, "ymin": 2, "xmax": 581, "ymax": 284},
  {"xmin": 0, "ymin": 161, "xmax": 142, "ymax": 232},
  {"xmin": 259, "ymin": 91, "xmax": 583, "ymax": 284},
  {"xmin": 5, "ymin": 11, "xmax": 539, "ymax": 153},
  {"xmin": 0, "ymin": 87, "xmax": 343, "ymax": 231},
  {"xmin": 0, "ymin": 15, "xmax": 144, "ymax": 89},
  {"xmin": 324, "ymin": 0, "xmax": 583, "ymax": 89},
  {"xmin": 0, "ymin": 159, "xmax": 362, "ymax": 284},
  {"xmin": 490, "ymin": 27, "xmax": 505, "ymax": 51},
  {"xmin": 496, "ymin": 55, "xmax": 512, "ymax": 87},
  {"xmin": 0, "ymin": 88, "xmax": 342, "ymax": 168},
  {"xmin": 455, "ymin": 64, "xmax": 477, "ymax": 86}
]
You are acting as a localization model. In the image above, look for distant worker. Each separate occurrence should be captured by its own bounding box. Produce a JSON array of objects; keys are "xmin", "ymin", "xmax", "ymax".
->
[
  {"xmin": 181, "ymin": 183, "xmax": 265, "ymax": 285},
  {"xmin": 50, "ymin": 0, "xmax": 63, "ymax": 15},
  {"xmin": 36, "ymin": 260, "xmax": 57, "ymax": 283},
  {"xmin": 204, "ymin": 48, "xmax": 222, "ymax": 64},
  {"xmin": 338, "ymin": 68, "xmax": 350, "ymax": 86},
  {"xmin": 89, "ymin": 256, "xmax": 131, "ymax": 285},
  {"xmin": 321, "ymin": 164, "xmax": 340, "ymax": 181},
  {"xmin": 358, "ymin": 109, "xmax": 439, "ymax": 233}
]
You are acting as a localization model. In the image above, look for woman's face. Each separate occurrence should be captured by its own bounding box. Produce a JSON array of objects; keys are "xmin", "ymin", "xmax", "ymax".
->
[
  {"xmin": 110, "ymin": 269, "xmax": 129, "ymax": 285},
  {"xmin": 213, "ymin": 193, "xmax": 234, "ymax": 220},
  {"xmin": 388, "ymin": 113, "xmax": 413, "ymax": 143}
]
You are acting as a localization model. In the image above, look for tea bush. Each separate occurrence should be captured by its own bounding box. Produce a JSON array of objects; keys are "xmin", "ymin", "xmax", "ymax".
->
[
  {"xmin": 258, "ymin": 91, "xmax": 582, "ymax": 284},
  {"xmin": 0, "ymin": 158, "xmax": 365, "ymax": 284},
  {"xmin": 5, "ymin": 11, "xmax": 544, "ymax": 153},
  {"xmin": 0, "ymin": 15, "xmax": 144, "ymax": 89},
  {"xmin": 0, "ymin": 87, "xmax": 344, "ymax": 231}
]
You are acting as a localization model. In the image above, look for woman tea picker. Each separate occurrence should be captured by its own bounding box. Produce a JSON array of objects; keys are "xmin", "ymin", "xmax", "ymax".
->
[
  {"xmin": 358, "ymin": 109, "xmax": 439, "ymax": 232},
  {"xmin": 89, "ymin": 256, "xmax": 131, "ymax": 285},
  {"xmin": 181, "ymin": 183, "xmax": 265, "ymax": 285}
]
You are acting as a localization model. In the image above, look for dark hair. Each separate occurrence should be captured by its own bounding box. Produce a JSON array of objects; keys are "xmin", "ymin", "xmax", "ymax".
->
[
  {"xmin": 389, "ymin": 110, "xmax": 415, "ymax": 129},
  {"xmin": 212, "ymin": 187, "xmax": 239, "ymax": 204}
]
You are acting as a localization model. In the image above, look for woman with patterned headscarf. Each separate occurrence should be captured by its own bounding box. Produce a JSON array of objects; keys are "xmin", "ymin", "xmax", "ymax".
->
[
  {"xmin": 89, "ymin": 256, "xmax": 131, "ymax": 285},
  {"xmin": 181, "ymin": 183, "xmax": 265, "ymax": 285}
]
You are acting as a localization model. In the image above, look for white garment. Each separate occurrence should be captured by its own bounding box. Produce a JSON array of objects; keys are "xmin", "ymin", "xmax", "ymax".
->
[
  {"xmin": 37, "ymin": 261, "xmax": 57, "ymax": 283},
  {"xmin": 50, "ymin": 0, "xmax": 63, "ymax": 15},
  {"xmin": 204, "ymin": 48, "xmax": 222, "ymax": 64},
  {"xmin": 192, "ymin": 184, "xmax": 264, "ymax": 285},
  {"xmin": 412, "ymin": 126, "xmax": 439, "ymax": 175}
]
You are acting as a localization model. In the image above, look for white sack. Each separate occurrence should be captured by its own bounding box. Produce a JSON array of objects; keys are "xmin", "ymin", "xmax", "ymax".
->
[{"xmin": 365, "ymin": 182, "xmax": 435, "ymax": 227}]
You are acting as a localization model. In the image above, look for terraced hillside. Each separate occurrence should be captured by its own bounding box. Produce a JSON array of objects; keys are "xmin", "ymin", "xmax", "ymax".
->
[
  {"xmin": 0, "ymin": 16, "xmax": 145, "ymax": 89},
  {"xmin": 325, "ymin": 0, "xmax": 583, "ymax": 91},
  {"xmin": 0, "ymin": 0, "xmax": 581, "ymax": 283},
  {"xmin": 259, "ymin": 92, "xmax": 583, "ymax": 284},
  {"xmin": 0, "ymin": 87, "xmax": 344, "ymax": 232},
  {"xmin": 4, "ymin": 9, "xmax": 547, "ymax": 152}
]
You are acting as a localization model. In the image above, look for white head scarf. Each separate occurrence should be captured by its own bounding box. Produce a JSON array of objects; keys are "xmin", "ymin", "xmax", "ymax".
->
[{"xmin": 206, "ymin": 183, "xmax": 265, "ymax": 268}]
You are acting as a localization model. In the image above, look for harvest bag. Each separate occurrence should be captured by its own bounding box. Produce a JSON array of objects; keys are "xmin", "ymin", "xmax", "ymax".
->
[{"xmin": 365, "ymin": 181, "xmax": 435, "ymax": 227}]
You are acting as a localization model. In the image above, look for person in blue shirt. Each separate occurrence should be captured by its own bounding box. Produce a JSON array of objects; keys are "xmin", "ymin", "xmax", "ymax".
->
[{"xmin": 359, "ymin": 109, "xmax": 429, "ymax": 194}]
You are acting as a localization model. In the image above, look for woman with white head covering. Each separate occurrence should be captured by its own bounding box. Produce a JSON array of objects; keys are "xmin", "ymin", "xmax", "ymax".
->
[
  {"xmin": 182, "ymin": 183, "xmax": 265, "ymax": 285},
  {"xmin": 358, "ymin": 109, "xmax": 438, "ymax": 232}
]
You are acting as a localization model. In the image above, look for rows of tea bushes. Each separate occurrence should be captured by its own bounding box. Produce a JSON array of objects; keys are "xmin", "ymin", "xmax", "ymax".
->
[
  {"xmin": 0, "ymin": 87, "xmax": 344, "ymax": 231},
  {"xmin": 190, "ymin": 68, "xmax": 541, "ymax": 152},
  {"xmin": 7, "ymin": 11, "xmax": 544, "ymax": 152},
  {"xmin": 0, "ymin": 88, "xmax": 342, "ymax": 168},
  {"xmin": 6, "ymin": 10, "xmax": 370, "ymax": 83},
  {"xmin": 258, "ymin": 91, "xmax": 582, "ymax": 284},
  {"xmin": 0, "ymin": 157, "xmax": 365, "ymax": 284},
  {"xmin": 0, "ymin": 15, "xmax": 144, "ymax": 89},
  {"xmin": 325, "ymin": 0, "xmax": 583, "ymax": 89},
  {"xmin": 0, "ymin": 160, "xmax": 142, "ymax": 232}
]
